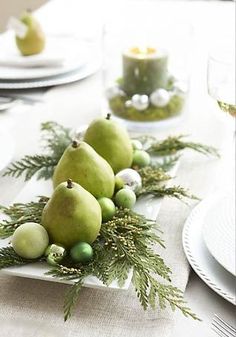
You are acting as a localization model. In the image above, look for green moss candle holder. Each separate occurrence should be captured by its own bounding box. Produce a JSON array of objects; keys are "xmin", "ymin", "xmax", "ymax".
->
[
  {"xmin": 109, "ymin": 93, "xmax": 185, "ymax": 122},
  {"xmin": 106, "ymin": 77, "xmax": 187, "ymax": 123},
  {"xmin": 102, "ymin": 24, "xmax": 192, "ymax": 128}
]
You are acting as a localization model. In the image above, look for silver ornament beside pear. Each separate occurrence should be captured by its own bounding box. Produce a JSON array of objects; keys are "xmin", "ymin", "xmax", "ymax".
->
[{"xmin": 116, "ymin": 168, "xmax": 142, "ymax": 193}]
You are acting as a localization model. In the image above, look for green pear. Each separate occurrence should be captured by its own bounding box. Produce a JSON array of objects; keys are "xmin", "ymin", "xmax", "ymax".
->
[
  {"xmin": 15, "ymin": 11, "xmax": 45, "ymax": 56},
  {"xmin": 53, "ymin": 140, "xmax": 115, "ymax": 198},
  {"xmin": 42, "ymin": 179, "xmax": 101, "ymax": 248},
  {"xmin": 84, "ymin": 114, "xmax": 133, "ymax": 173}
]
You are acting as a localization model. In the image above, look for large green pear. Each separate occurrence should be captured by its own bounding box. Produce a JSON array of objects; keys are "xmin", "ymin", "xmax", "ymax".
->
[
  {"xmin": 42, "ymin": 179, "xmax": 101, "ymax": 248},
  {"xmin": 53, "ymin": 140, "xmax": 115, "ymax": 198},
  {"xmin": 84, "ymin": 114, "xmax": 133, "ymax": 173},
  {"xmin": 16, "ymin": 11, "xmax": 45, "ymax": 56}
]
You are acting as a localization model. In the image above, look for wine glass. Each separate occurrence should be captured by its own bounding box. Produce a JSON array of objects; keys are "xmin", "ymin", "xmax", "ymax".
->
[
  {"xmin": 207, "ymin": 48, "xmax": 236, "ymax": 122},
  {"xmin": 207, "ymin": 46, "xmax": 235, "ymax": 193}
]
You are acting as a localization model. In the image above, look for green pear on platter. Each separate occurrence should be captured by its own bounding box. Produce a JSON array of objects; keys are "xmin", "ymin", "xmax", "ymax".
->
[
  {"xmin": 15, "ymin": 11, "xmax": 45, "ymax": 56},
  {"xmin": 53, "ymin": 140, "xmax": 115, "ymax": 198},
  {"xmin": 42, "ymin": 179, "xmax": 102, "ymax": 248},
  {"xmin": 84, "ymin": 114, "xmax": 133, "ymax": 173}
]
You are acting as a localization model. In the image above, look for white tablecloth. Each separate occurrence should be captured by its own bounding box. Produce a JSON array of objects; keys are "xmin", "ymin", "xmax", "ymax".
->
[{"xmin": 0, "ymin": 1, "xmax": 235, "ymax": 336}]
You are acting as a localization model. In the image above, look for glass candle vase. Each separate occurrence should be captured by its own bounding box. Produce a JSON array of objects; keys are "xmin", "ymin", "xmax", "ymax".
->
[{"xmin": 102, "ymin": 22, "xmax": 193, "ymax": 131}]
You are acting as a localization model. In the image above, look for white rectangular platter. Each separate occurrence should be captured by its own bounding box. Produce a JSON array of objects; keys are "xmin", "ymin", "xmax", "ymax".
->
[{"xmin": 0, "ymin": 163, "xmax": 178, "ymax": 291}]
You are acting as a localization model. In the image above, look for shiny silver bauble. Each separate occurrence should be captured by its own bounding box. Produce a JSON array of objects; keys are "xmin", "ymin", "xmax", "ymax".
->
[
  {"xmin": 150, "ymin": 89, "xmax": 170, "ymax": 107},
  {"xmin": 131, "ymin": 94, "xmax": 149, "ymax": 111},
  {"xmin": 116, "ymin": 168, "xmax": 142, "ymax": 193}
]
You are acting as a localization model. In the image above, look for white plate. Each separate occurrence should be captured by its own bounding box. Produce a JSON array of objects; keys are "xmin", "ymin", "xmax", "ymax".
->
[
  {"xmin": 0, "ymin": 178, "xmax": 131, "ymax": 290},
  {"xmin": 0, "ymin": 35, "xmax": 88, "ymax": 80},
  {"xmin": 202, "ymin": 193, "xmax": 235, "ymax": 276},
  {"xmin": 182, "ymin": 196, "xmax": 236, "ymax": 305},
  {"xmin": 0, "ymin": 59, "xmax": 101, "ymax": 89},
  {"xmin": 0, "ymin": 160, "xmax": 178, "ymax": 290},
  {"xmin": 0, "ymin": 129, "xmax": 15, "ymax": 172}
]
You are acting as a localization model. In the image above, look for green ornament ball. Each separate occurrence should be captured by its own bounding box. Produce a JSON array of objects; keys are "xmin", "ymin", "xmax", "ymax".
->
[
  {"xmin": 47, "ymin": 254, "xmax": 59, "ymax": 266},
  {"xmin": 12, "ymin": 222, "xmax": 49, "ymax": 259},
  {"xmin": 70, "ymin": 242, "xmax": 93, "ymax": 263},
  {"xmin": 114, "ymin": 176, "xmax": 125, "ymax": 191},
  {"xmin": 45, "ymin": 243, "xmax": 66, "ymax": 266},
  {"xmin": 114, "ymin": 188, "xmax": 136, "ymax": 209},
  {"xmin": 132, "ymin": 150, "xmax": 151, "ymax": 168},
  {"xmin": 98, "ymin": 197, "xmax": 116, "ymax": 222},
  {"xmin": 131, "ymin": 139, "xmax": 143, "ymax": 151}
]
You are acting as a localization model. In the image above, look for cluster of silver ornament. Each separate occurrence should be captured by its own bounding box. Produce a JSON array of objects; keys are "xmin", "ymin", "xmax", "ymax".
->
[
  {"xmin": 124, "ymin": 89, "xmax": 171, "ymax": 111},
  {"xmin": 106, "ymin": 79, "xmax": 187, "ymax": 112},
  {"xmin": 116, "ymin": 168, "xmax": 142, "ymax": 193}
]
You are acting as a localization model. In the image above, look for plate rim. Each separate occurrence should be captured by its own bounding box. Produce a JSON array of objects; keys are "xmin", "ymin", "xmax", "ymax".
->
[
  {"xmin": 202, "ymin": 193, "xmax": 235, "ymax": 276},
  {"xmin": 0, "ymin": 59, "xmax": 101, "ymax": 89},
  {"xmin": 182, "ymin": 196, "xmax": 236, "ymax": 305}
]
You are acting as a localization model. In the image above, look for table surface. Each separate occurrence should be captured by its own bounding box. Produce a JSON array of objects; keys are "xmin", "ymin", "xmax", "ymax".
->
[{"xmin": 0, "ymin": 1, "xmax": 235, "ymax": 336}]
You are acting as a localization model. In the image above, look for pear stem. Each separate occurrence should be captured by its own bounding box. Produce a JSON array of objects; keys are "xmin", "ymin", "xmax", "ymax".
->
[
  {"xmin": 106, "ymin": 113, "xmax": 111, "ymax": 120},
  {"xmin": 67, "ymin": 179, "xmax": 73, "ymax": 189},
  {"xmin": 72, "ymin": 140, "xmax": 79, "ymax": 148}
]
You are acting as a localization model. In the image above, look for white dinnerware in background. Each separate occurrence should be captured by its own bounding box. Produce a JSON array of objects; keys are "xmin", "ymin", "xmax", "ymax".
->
[{"xmin": 182, "ymin": 194, "xmax": 236, "ymax": 305}]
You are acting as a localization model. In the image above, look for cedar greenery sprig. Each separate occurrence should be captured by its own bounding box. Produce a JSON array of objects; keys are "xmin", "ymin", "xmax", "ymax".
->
[
  {"xmin": 3, "ymin": 122, "xmax": 71, "ymax": 181},
  {"xmin": 137, "ymin": 166, "xmax": 171, "ymax": 186},
  {"xmin": 47, "ymin": 208, "xmax": 199, "ymax": 321},
  {"xmin": 40, "ymin": 121, "xmax": 72, "ymax": 159},
  {"xmin": 0, "ymin": 246, "xmax": 44, "ymax": 269},
  {"xmin": 3, "ymin": 155, "xmax": 57, "ymax": 181},
  {"xmin": 136, "ymin": 185, "xmax": 199, "ymax": 201},
  {"xmin": 0, "ymin": 203, "xmax": 199, "ymax": 322},
  {"xmin": 137, "ymin": 134, "xmax": 220, "ymax": 157},
  {"xmin": 3, "ymin": 122, "xmax": 219, "ymax": 182},
  {"xmin": 155, "ymin": 155, "xmax": 180, "ymax": 172},
  {"xmin": 0, "ymin": 197, "xmax": 48, "ymax": 239}
]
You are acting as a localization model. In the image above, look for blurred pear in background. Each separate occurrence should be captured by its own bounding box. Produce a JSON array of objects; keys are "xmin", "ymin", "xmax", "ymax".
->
[{"xmin": 0, "ymin": 0, "xmax": 48, "ymax": 32}]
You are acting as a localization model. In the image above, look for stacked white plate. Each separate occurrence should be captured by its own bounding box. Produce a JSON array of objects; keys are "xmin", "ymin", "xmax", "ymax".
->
[
  {"xmin": 182, "ymin": 192, "xmax": 236, "ymax": 304},
  {"xmin": 0, "ymin": 32, "xmax": 101, "ymax": 89}
]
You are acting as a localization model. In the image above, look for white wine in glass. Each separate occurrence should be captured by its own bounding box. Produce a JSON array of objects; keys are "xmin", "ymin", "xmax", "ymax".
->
[{"xmin": 217, "ymin": 101, "xmax": 236, "ymax": 117}]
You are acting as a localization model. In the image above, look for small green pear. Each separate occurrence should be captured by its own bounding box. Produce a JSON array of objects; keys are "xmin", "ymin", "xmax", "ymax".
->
[
  {"xmin": 42, "ymin": 179, "xmax": 102, "ymax": 248},
  {"xmin": 53, "ymin": 140, "xmax": 115, "ymax": 198},
  {"xmin": 84, "ymin": 114, "xmax": 133, "ymax": 173},
  {"xmin": 15, "ymin": 11, "xmax": 45, "ymax": 56}
]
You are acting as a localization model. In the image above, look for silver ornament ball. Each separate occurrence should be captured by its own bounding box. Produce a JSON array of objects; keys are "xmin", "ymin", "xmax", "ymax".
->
[
  {"xmin": 150, "ymin": 89, "xmax": 170, "ymax": 107},
  {"xmin": 125, "ymin": 100, "xmax": 132, "ymax": 108},
  {"xmin": 105, "ymin": 86, "xmax": 125, "ymax": 100},
  {"xmin": 116, "ymin": 168, "xmax": 142, "ymax": 193},
  {"xmin": 131, "ymin": 94, "xmax": 149, "ymax": 111}
]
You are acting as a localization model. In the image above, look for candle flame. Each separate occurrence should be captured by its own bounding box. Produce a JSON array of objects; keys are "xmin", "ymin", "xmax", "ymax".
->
[{"xmin": 130, "ymin": 46, "xmax": 156, "ymax": 55}]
